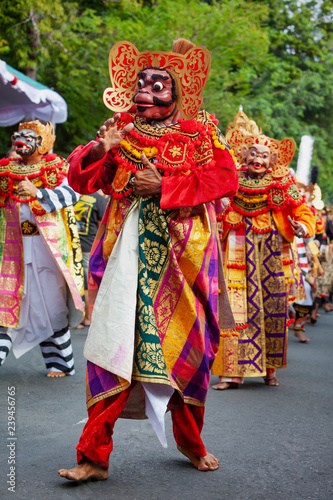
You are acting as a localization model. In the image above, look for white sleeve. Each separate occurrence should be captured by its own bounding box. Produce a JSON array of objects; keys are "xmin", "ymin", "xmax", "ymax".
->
[
  {"xmin": 298, "ymin": 222, "xmax": 308, "ymax": 237},
  {"xmin": 36, "ymin": 177, "xmax": 80, "ymax": 212}
]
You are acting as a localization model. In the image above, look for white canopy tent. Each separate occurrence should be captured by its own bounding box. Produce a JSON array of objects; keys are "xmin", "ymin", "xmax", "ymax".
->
[{"xmin": 0, "ymin": 59, "xmax": 67, "ymax": 127}]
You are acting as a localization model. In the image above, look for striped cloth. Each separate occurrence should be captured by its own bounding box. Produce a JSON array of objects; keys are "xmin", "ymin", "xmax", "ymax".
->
[
  {"xmin": 296, "ymin": 236, "xmax": 310, "ymax": 276},
  {"xmin": 40, "ymin": 326, "xmax": 75, "ymax": 375},
  {"xmin": 38, "ymin": 177, "xmax": 80, "ymax": 212},
  {"xmin": 0, "ymin": 326, "xmax": 74, "ymax": 374},
  {"xmin": 0, "ymin": 330, "xmax": 12, "ymax": 366},
  {"xmin": 295, "ymin": 236, "xmax": 313, "ymax": 306}
]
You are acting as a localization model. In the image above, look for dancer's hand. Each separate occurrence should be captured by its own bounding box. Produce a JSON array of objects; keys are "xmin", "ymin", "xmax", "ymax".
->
[
  {"xmin": 97, "ymin": 114, "xmax": 134, "ymax": 153},
  {"xmin": 131, "ymin": 154, "xmax": 162, "ymax": 196},
  {"xmin": 288, "ymin": 216, "xmax": 307, "ymax": 237},
  {"xmin": 17, "ymin": 177, "xmax": 38, "ymax": 197},
  {"xmin": 86, "ymin": 114, "xmax": 134, "ymax": 164}
]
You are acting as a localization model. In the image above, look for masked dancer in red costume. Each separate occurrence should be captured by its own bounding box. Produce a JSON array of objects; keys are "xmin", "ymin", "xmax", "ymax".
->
[{"xmin": 58, "ymin": 38, "xmax": 239, "ymax": 481}]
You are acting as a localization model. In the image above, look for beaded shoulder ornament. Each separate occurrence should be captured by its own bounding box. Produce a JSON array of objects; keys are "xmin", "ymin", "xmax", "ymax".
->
[{"xmin": 0, "ymin": 120, "xmax": 67, "ymax": 212}]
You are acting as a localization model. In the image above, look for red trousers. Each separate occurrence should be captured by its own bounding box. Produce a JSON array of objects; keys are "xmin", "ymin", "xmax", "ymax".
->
[
  {"xmin": 265, "ymin": 368, "xmax": 276, "ymax": 379},
  {"xmin": 76, "ymin": 384, "xmax": 206, "ymax": 468}
]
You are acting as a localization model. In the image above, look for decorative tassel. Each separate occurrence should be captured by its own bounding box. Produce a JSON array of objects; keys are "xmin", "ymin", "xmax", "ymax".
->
[
  {"xmin": 220, "ymin": 329, "xmax": 240, "ymax": 337},
  {"xmin": 235, "ymin": 323, "xmax": 249, "ymax": 330},
  {"xmin": 228, "ymin": 283, "xmax": 246, "ymax": 289},
  {"xmin": 227, "ymin": 263, "xmax": 246, "ymax": 269}
]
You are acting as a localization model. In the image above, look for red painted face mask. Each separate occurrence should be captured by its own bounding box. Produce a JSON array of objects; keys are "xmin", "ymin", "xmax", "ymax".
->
[{"xmin": 133, "ymin": 68, "xmax": 177, "ymax": 121}]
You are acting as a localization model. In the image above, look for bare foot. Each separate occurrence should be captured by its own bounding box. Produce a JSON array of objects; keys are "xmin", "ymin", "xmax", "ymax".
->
[
  {"xmin": 76, "ymin": 321, "xmax": 91, "ymax": 329},
  {"xmin": 212, "ymin": 382, "xmax": 238, "ymax": 390},
  {"xmin": 47, "ymin": 371, "xmax": 66, "ymax": 378},
  {"xmin": 294, "ymin": 330, "xmax": 310, "ymax": 343},
  {"xmin": 177, "ymin": 446, "xmax": 219, "ymax": 471},
  {"xmin": 310, "ymin": 314, "xmax": 317, "ymax": 324},
  {"xmin": 263, "ymin": 376, "xmax": 279, "ymax": 386},
  {"xmin": 58, "ymin": 462, "xmax": 108, "ymax": 481}
]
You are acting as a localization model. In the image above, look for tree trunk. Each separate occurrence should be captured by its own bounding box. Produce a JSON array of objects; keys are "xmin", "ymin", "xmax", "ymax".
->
[{"xmin": 25, "ymin": 9, "xmax": 40, "ymax": 81}]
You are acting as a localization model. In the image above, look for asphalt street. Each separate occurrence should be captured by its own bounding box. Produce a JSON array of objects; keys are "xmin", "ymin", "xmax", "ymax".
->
[{"xmin": 1, "ymin": 311, "xmax": 332, "ymax": 500}]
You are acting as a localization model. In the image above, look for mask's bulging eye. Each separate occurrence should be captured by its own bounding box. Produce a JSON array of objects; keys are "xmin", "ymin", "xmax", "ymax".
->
[
  {"xmin": 153, "ymin": 82, "xmax": 164, "ymax": 91},
  {"xmin": 138, "ymin": 79, "xmax": 145, "ymax": 89}
]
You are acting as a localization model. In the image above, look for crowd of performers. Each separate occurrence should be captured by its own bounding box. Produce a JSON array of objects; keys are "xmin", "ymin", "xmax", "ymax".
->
[
  {"xmin": 291, "ymin": 179, "xmax": 333, "ymax": 343},
  {"xmin": 0, "ymin": 38, "xmax": 332, "ymax": 481}
]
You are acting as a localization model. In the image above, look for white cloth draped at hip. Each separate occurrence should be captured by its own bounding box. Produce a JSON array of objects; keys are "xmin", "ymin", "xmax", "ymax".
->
[
  {"xmin": 7, "ymin": 204, "xmax": 69, "ymax": 358},
  {"xmin": 84, "ymin": 203, "xmax": 174, "ymax": 447}
]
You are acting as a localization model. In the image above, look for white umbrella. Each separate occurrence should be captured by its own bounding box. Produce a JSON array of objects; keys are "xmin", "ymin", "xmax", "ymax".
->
[{"xmin": 0, "ymin": 59, "xmax": 67, "ymax": 127}]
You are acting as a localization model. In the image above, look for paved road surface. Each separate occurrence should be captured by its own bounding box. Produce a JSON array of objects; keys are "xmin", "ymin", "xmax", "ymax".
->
[{"xmin": 1, "ymin": 312, "xmax": 332, "ymax": 500}]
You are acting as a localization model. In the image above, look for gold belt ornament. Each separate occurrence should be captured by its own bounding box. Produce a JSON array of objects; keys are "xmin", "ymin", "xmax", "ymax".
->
[{"xmin": 21, "ymin": 220, "xmax": 39, "ymax": 236}]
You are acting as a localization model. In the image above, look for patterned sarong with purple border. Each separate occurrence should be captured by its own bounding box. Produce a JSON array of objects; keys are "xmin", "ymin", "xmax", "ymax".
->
[
  {"xmin": 86, "ymin": 197, "xmax": 231, "ymax": 409},
  {"xmin": 213, "ymin": 216, "xmax": 288, "ymax": 378}
]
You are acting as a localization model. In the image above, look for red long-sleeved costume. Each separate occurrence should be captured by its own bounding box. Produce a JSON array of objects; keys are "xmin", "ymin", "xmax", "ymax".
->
[{"xmin": 68, "ymin": 112, "xmax": 238, "ymax": 209}]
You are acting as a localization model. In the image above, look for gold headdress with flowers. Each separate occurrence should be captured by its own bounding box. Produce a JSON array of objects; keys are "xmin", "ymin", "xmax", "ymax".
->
[
  {"xmin": 226, "ymin": 108, "xmax": 296, "ymax": 178},
  {"xmin": 103, "ymin": 40, "xmax": 211, "ymax": 120},
  {"xmin": 18, "ymin": 120, "xmax": 55, "ymax": 155}
]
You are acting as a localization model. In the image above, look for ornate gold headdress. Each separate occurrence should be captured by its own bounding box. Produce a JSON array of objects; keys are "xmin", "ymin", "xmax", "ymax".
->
[
  {"xmin": 18, "ymin": 120, "xmax": 55, "ymax": 154},
  {"xmin": 226, "ymin": 108, "xmax": 296, "ymax": 178},
  {"xmin": 103, "ymin": 40, "xmax": 211, "ymax": 120},
  {"xmin": 225, "ymin": 105, "xmax": 262, "ymax": 138}
]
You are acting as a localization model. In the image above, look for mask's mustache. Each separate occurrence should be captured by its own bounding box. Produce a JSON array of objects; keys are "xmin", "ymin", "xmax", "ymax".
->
[
  {"xmin": 133, "ymin": 95, "xmax": 175, "ymax": 108},
  {"xmin": 152, "ymin": 96, "xmax": 175, "ymax": 107}
]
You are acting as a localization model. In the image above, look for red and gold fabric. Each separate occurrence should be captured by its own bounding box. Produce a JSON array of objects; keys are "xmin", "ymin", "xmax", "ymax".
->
[
  {"xmin": 315, "ymin": 211, "xmax": 326, "ymax": 235},
  {"xmin": 0, "ymin": 154, "xmax": 68, "ymax": 214},
  {"xmin": 222, "ymin": 170, "xmax": 316, "ymax": 241}
]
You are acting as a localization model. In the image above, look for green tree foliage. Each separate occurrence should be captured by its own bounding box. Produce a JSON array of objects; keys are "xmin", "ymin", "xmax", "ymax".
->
[
  {"xmin": 245, "ymin": 0, "xmax": 333, "ymax": 202},
  {"xmin": 0, "ymin": 0, "xmax": 332, "ymax": 200}
]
